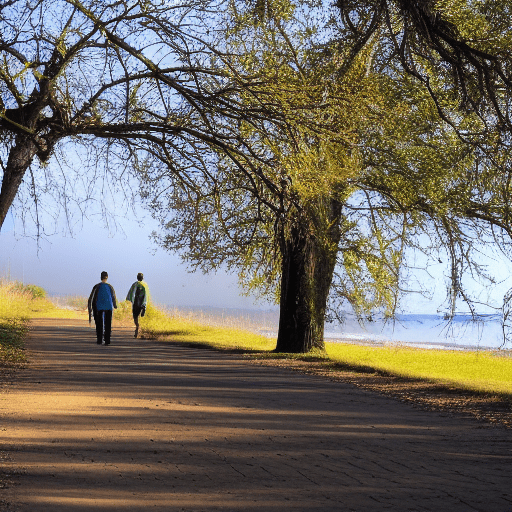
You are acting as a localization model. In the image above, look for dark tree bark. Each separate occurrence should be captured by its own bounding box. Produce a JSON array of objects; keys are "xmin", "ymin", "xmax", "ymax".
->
[
  {"xmin": 275, "ymin": 199, "xmax": 343, "ymax": 353},
  {"xmin": 0, "ymin": 135, "xmax": 38, "ymax": 227}
]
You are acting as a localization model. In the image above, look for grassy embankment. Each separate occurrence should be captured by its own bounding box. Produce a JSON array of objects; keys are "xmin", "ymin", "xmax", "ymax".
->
[
  {"xmin": 324, "ymin": 343, "xmax": 512, "ymax": 397},
  {"xmin": 1, "ymin": 281, "xmax": 511, "ymax": 399},
  {"xmin": 0, "ymin": 280, "xmax": 83, "ymax": 368},
  {"xmin": 136, "ymin": 303, "xmax": 274, "ymax": 351}
]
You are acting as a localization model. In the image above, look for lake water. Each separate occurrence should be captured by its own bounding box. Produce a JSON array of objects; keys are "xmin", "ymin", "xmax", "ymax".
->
[
  {"xmin": 173, "ymin": 306, "xmax": 510, "ymax": 351},
  {"xmin": 323, "ymin": 313, "xmax": 509, "ymax": 350}
]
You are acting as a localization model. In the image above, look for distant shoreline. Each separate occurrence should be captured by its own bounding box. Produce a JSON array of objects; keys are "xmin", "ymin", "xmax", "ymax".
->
[{"xmin": 323, "ymin": 336, "xmax": 511, "ymax": 352}]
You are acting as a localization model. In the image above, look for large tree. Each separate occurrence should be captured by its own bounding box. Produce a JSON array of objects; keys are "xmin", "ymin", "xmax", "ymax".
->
[{"xmin": 147, "ymin": 0, "xmax": 512, "ymax": 352}]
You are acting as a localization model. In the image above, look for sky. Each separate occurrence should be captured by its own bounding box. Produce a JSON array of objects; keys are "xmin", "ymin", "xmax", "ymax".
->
[{"xmin": 0, "ymin": 208, "xmax": 270, "ymax": 311}]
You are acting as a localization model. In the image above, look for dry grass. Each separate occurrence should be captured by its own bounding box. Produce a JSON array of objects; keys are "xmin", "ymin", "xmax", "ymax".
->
[
  {"xmin": 0, "ymin": 280, "xmax": 86, "ymax": 369},
  {"xmin": 0, "ymin": 281, "xmax": 32, "ymax": 369},
  {"xmin": 138, "ymin": 303, "xmax": 273, "ymax": 351}
]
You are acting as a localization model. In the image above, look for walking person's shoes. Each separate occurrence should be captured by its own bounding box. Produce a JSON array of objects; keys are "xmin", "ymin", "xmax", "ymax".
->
[
  {"xmin": 97, "ymin": 340, "xmax": 102, "ymax": 345},
  {"xmin": 134, "ymin": 327, "xmax": 139, "ymax": 338}
]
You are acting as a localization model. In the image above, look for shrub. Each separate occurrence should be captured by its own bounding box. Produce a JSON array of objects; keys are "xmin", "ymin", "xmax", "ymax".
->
[
  {"xmin": 24, "ymin": 284, "xmax": 46, "ymax": 299},
  {"xmin": 11, "ymin": 282, "xmax": 46, "ymax": 299}
]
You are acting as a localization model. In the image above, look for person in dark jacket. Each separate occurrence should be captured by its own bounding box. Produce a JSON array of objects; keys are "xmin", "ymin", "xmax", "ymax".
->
[
  {"xmin": 88, "ymin": 271, "xmax": 118, "ymax": 345},
  {"xmin": 126, "ymin": 272, "xmax": 149, "ymax": 338}
]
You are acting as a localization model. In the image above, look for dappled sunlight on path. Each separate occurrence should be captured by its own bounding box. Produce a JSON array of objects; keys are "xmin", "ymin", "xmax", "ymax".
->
[{"xmin": 0, "ymin": 318, "xmax": 511, "ymax": 511}]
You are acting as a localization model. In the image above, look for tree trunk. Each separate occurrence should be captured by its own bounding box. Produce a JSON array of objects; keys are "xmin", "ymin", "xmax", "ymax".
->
[
  {"xmin": 275, "ymin": 200, "xmax": 343, "ymax": 353},
  {"xmin": 0, "ymin": 135, "xmax": 38, "ymax": 230}
]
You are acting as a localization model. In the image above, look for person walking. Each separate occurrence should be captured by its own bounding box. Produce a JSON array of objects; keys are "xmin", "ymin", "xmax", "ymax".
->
[
  {"xmin": 88, "ymin": 271, "xmax": 118, "ymax": 345},
  {"xmin": 126, "ymin": 272, "xmax": 149, "ymax": 338}
]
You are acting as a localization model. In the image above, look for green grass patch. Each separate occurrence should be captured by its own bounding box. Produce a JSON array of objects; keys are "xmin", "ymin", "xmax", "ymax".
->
[{"xmin": 324, "ymin": 342, "xmax": 512, "ymax": 396}]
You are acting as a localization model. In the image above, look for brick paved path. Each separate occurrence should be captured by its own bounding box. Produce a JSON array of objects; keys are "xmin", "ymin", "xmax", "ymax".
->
[{"xmin": 1, "ymin": 318, "xmax": 511, "ymax": 511}]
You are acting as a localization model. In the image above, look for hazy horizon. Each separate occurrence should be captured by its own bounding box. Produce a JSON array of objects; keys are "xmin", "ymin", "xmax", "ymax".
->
[
  {"xmin": 3, "ymin": 207, "xmax": 512, "ymax": 316},
  {"xmin": 0, "ymin": 210, "xmax": 272, "ymax": 311}
]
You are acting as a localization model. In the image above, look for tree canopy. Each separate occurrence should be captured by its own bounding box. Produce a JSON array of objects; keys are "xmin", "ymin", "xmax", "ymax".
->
[
  {"xmin": 0, "ymin": 0, "xmax": 282, "ymax": 233},
  {"xmin": 146, "ymin": 0, "xmax": 512, "ymax": 351}
]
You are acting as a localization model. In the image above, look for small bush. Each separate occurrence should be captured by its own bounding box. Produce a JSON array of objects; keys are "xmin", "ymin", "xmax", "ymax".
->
[
  {"xmin": 25, "ymin": 284, "xmax": 46, "ymax": 299},
  {"xmin": 11, "ymin": 282, "xmax": 46, "ymax": 299}
]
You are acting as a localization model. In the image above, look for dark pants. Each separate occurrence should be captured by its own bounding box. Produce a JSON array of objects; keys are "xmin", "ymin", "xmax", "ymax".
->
[
  {"xmin": 132, "ymin": 305, "xmax": 144, "ymax": 325},
  {"xmin": 94, "ymin": 310, "xmax": 113, "ymax": 344}
]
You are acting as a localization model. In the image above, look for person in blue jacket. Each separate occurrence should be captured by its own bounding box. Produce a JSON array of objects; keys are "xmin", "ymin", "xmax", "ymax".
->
[
  {"xmin": 88, "ymin": 271, "xmax": 118, "ymax": 345},
  {"xmin": 126, "ymin": 272, "xmax": 149, "ymax": 338}
]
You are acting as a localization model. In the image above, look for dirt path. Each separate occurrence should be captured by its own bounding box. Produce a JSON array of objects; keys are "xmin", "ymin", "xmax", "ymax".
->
[{"xmin": 1, "ymin": 318, "xmax": 511, "ymax": 511}]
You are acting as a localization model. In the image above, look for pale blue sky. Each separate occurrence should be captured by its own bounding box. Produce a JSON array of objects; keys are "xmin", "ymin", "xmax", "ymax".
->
[
  {"xmin": 0, "ymin": 209, "xmax": 268, "ymax": 310},
  {"xmin": 2, "ymin": 205, "xmax": 512, "ymax": 315}
]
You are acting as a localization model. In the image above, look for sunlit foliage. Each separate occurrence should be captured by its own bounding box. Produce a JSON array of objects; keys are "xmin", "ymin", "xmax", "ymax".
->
[{"xmin": 147, "ymin": 0, "xmax": 512, "ymax": 351}]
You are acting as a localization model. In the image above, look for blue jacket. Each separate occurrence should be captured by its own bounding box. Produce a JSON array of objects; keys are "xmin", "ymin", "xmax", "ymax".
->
[{"xmin": 88, "ymin": 281, "xmax": 118, "ymax": 321}]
